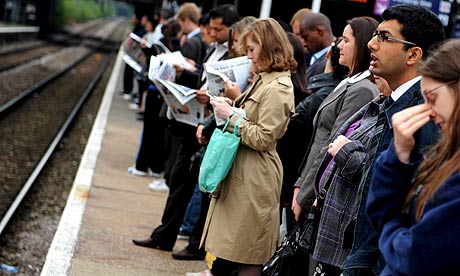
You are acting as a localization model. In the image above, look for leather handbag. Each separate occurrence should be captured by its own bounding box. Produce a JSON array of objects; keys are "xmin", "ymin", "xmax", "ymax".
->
[
  {"xmin": 263, "ymin": 188, "xmax": 329, "ymax": 275},
  {"xmin": 262, "ymin": 222, "xmax": 310, "ymax": 276},
  {"xmin": 298, "ymin": 204, "xmax": 321, "ymax": 254},
  {"xmin": 198, "ymin": 117, "xmax": 243, "ymax": 193}
]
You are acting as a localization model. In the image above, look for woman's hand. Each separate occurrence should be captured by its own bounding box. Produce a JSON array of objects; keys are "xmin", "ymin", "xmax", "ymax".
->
[
  {"xmin": 210, "ymin": 96, "xmax": 234, "ymax": 120},
  {"xmin": 224, "ymin": 80, "xmax": 241, "ymax": 100},
  {"xmin": 391, "ymin": 104, "xmax": 432, "ymax": 163},
  {"xmin": 328, "ymin": 135, "xmax": 351, "ymax": 157}
]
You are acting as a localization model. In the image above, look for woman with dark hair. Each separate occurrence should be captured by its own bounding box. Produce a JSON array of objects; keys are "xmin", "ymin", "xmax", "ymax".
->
[
  {"xmin": 367, "ymin": 39, "xmax": 460, "ymax": 275},
  {"xmin": 292, "ymin": 16, "xmax": 380, "ymax": 231},
  {"xmin": 278, "ymin": 37, "xmax": 349, "ymax": 233},
  {"xmin": 204, "ymin": 18, "xmax": 296, "ymax": 276}
]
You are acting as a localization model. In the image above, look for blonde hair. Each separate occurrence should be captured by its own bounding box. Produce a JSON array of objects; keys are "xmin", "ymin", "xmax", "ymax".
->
[
  {"xmin": 290, "ymin": 8, "xmax": 311, "ymax": 26},
  {"xmin": 239, "ymin": 18, "xmax": 297, "ymax": 73},
  {"xmin": 176, "ymin": 2, "xmax": 201, "ymax": 24}
]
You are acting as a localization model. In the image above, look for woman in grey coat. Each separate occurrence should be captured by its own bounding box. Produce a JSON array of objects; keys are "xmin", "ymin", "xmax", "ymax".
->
[{"xmin": 306, "ymin": 17, "xmax": 381, "ymax": 276}]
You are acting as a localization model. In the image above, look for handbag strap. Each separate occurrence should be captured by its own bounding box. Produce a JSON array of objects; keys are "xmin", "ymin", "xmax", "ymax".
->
[
  {"xmin": 316, "ymin": 166, "xmax": 337, "ymax": 209},
  {"xmin": 223, "ymin": 116, "xmax": 243, "ymax": 135},
  {"xmin": 233, "ymin": 117, "xmax": 243, "ymax": 136}
]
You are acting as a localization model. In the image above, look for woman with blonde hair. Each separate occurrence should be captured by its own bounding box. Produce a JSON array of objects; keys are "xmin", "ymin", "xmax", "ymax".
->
[{"xmin": 202, "ymin": 18, "xmax": 296, "ymax": 276}]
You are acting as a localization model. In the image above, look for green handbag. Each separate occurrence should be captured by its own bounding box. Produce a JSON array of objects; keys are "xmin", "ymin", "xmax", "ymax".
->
[{"xmin": 198, "ymin": 117, "xmax": 243, "ymax": 193}]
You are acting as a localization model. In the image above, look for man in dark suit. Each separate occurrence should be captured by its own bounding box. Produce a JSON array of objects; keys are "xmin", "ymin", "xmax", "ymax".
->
[
  {"xmin": 299, "ymin": 12, "xmax": 335, "ymax": 81},
  {"xmin": 132, "ymin": 4, "xmax": 239, "ymax": 259}
]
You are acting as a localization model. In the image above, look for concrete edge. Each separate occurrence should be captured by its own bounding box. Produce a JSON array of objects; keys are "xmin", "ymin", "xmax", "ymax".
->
[
  {"xmin": 40, "ymin": 46, "xmax": 125, "ymax": 276},
  {"xmin": 0, "ymin": 26, "xmax": 40, "ymax": 33}
]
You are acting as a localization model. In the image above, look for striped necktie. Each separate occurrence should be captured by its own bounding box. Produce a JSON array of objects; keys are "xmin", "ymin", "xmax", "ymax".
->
[{"xmin": 366, "ymin": 95, "xmax": 394, "ymax": 169}]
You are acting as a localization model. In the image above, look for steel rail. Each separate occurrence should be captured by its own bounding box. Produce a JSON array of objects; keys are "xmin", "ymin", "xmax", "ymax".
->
[{"xmin": 0, "ymin": 54, "xmax": 113, "ymax": 236}]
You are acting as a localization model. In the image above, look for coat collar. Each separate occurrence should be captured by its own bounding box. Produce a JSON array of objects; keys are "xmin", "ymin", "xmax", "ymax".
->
[{"xmin": 235, "ymin": 71, "xmax": 291, "ymax": 106}]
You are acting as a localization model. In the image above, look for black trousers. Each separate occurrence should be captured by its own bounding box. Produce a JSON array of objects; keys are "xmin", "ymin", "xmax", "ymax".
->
[
  {"xmin": 135, "ymin": 90, "xmax": 166, "ymax": 173},
  {"xmin": 150, "ymin": 123, "xmax": 200, "ymax": 248},
  {"xmin": 123, "ymin": 65, "xmax": 133, "ymax": 94}
]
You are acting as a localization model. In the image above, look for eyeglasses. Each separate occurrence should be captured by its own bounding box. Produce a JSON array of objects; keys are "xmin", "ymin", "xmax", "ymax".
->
[
  {"xmin": 422, "ymin": 80, "xmax": 458, "ymax": 104},
  {"xmin": 372, "ymin": 30, "xmax": 417, "ymax": 47}
]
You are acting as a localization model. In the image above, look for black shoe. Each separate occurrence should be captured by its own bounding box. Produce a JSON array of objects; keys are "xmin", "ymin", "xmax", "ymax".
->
[
  {"xmin": 132, "ymin": 238, "xmax": 173, "ymax": 251},
  {"xmin": 172, "ymin": 248, "xmax": 206, "ymax": 260}
]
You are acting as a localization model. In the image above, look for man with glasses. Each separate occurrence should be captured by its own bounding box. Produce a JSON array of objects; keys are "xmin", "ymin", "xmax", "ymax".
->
[{"xmin": 340, "ymin": 5, "xmax": 445, "ymax": 276}]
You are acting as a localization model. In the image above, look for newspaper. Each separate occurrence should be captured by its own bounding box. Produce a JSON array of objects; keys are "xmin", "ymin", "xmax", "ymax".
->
[
  {"xmin": 148, "ymin": 55, "xmax": 176, "ymax": 82},
  {"xmin": 153, "ymin": 79, "xmax": 204, "ymax": 126},
  {"xmin": 165, "ymin": 51, "xmax": 195, "ymax": 71},
  {"xmin": 129, "ymin": 32, "xmax": 152, "ymax": 48},
  {"xmin": 148, "ymin": 51, "xmax": 197, "ymax": 82},
  {"xmin": 204, "ymin": 56, "xmax": 252, "ymax": 98},
  {"xmin": 122, "ymin": 35, "xmax": 147, "ymax": 73},
  {"xmin": 204, "ymin": 56, "xmax": 252, "ymax": 125}
]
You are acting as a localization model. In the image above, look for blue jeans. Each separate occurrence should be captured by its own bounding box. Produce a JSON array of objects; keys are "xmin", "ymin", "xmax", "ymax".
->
[{"xmin": 180, "ymin": 183, "xmax": 202, "ymax": 233}]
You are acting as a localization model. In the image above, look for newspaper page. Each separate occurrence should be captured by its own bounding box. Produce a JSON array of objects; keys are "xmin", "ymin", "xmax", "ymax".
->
[
  {"xmin": 204, "ymin": 56, "xmax": 251, "ymax": 125},
  {"xmin": 122, "ymin": 35, "xmax": 147, "ymax": 73},
  {"xmin": 204, "ymin": 56, "xmax": 252, "ymax": 98},
  {"xmin": 165, "ymin": 51, "xmax": 195, "ymax": 71},
  {"xmin": 129, "ymin": 32, "xmax": 152, "ymax": 48},
  {"xmin": 153, "ymin": 79, "xmax": 204, "ymax": 126},
  {"xmin": 148, "ymin": 55, "xmax": 176, "ymax": 82}
]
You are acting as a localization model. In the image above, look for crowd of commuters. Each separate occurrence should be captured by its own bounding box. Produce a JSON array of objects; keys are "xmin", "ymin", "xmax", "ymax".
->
[{"xmin": 120, "ymin": 2, "xmax": 460, "ymax": 276}]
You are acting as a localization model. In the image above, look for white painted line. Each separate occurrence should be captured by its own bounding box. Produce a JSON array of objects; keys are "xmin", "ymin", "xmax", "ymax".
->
[
  {"xmin": 40, "ymin": 46, "xmax": 125, "ymax": 276},
  {"xmin": 0, "ymin": 26, "xmax": 39, "ymax": 33}
]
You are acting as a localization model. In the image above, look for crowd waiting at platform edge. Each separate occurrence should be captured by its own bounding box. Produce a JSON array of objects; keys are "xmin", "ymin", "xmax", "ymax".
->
[{"xmin": 118, "ymin": 2, "xmax": 460, "ymax": 276}]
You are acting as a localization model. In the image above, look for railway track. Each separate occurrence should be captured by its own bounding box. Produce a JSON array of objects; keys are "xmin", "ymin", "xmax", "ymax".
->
[
  {"xmin": 0, "ymin": 17, "xmax": 127, "ymax": 237},
  {"xmin": 0, "ymin": 18, "xmax": 119, "ymax": 73}
]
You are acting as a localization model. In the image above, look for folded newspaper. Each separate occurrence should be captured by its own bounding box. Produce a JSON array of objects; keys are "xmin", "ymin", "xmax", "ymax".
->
[
  {"xmin": 148, "ymin": 51, "xmax": 196, "ymax": 81},
  {"xmin": 148, "ymin": 55, "xmax": 176, "ymax": 82},
  {"xmin": 204, "ymin": 56, "xmax": 252, "ymax": 125},
  {"xmin": 204, "ymin": 56, "xmax": 252, "ymax": 98},
  {"xmin": 153, "ymin": 78, "xmax": 204, "ymax": 126},
  {"xmin": 129, "ymin": 32, "xmax": 152, "ymax": 48},
  {"xmin": 123, "ymin": 34, "xmax": 147, "ymax": 73}
]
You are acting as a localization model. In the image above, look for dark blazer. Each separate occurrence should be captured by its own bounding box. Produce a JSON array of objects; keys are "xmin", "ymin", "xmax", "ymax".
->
[
  {"xmin": 306, "ymin": 53, "xmax": 327, "ymax": 81},
  {"xmin": 295, "ymin": 72, "xmax": 379, "ymax": 208},
  {"xmin": 181, "ymin": 33, "xmax": 206, "ymax": 69}
]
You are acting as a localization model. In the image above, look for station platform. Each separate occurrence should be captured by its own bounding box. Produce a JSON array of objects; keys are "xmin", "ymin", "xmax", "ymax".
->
[{"xmin": 40, "ymin": 49, "xmax": 208, "ymax": 276}]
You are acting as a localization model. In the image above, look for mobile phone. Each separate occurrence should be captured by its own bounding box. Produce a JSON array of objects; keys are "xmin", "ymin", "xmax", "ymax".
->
[{"xmin": 206, "ymin": 91, "xmax": 217, "ymax": 99}]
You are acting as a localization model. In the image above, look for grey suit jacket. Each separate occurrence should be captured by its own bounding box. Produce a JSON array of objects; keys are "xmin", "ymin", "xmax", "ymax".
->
[{"xmin": 295, "ymin": 71, "xmax": 379, "ymax": 208}]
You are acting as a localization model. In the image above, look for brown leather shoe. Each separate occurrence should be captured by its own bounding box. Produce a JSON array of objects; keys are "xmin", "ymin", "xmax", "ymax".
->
[
  {"xmin": 132, "ymin": 238, "xmax": 173, "ymax": 251},
  {"xmin": 172, "ymin": 248, "xmax": 206, "ymax": 260}
]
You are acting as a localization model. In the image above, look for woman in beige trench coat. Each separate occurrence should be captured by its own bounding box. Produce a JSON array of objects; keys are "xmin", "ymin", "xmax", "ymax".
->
[{"xmin": 205, "ymin": 18, "xmax": 296, "ymax": 276}]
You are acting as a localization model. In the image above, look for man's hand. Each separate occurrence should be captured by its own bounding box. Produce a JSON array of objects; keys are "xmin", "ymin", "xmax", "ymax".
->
[
  {"xmin": 195, "ymin": 89, "xmax": 210, "ymax": 105},
  {"xmin": 196, "ymin": 125, "xmax": 208, "ymax": 145}
]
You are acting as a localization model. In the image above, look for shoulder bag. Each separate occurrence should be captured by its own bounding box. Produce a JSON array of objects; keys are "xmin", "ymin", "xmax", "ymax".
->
[{"xmin": 198, "ymin": 116, "xmax": 243, "ymax": 193}]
